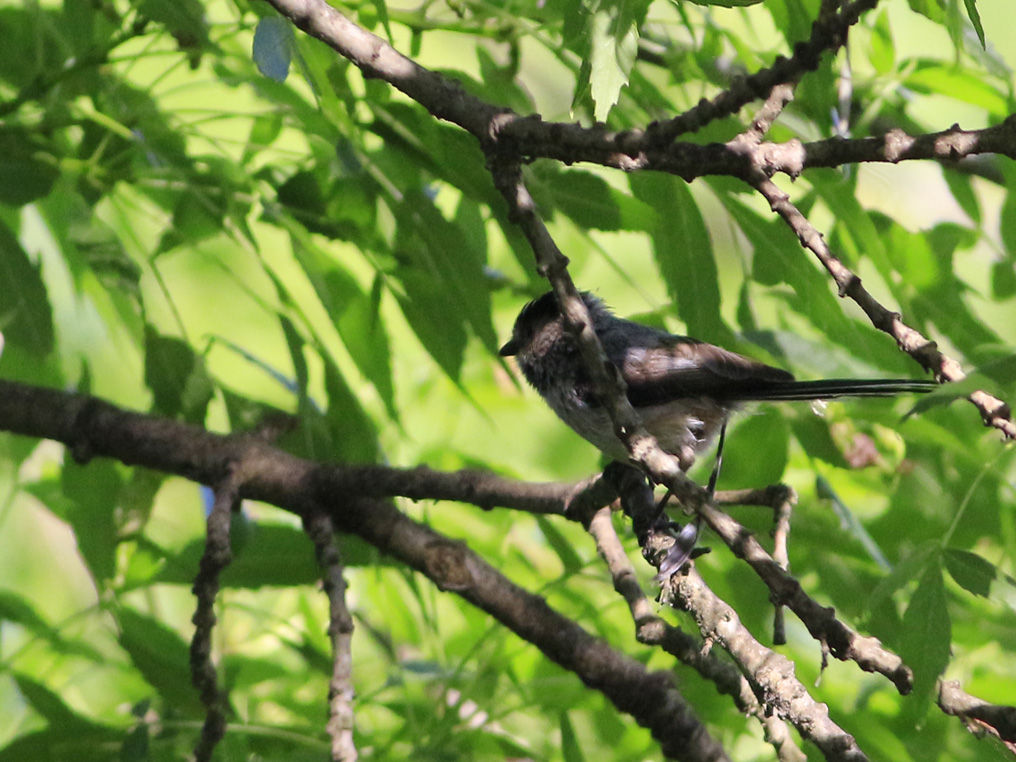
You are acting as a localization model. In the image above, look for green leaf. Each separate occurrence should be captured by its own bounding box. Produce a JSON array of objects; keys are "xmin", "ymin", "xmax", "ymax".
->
[
  {"xmin": 280, "ymin": 315, "xmax": 310, "ymax": 396},
  {"xmin": 246, "ymin": 112, "xmax": 284, "ymax": 156},
  {"xmin": 909, "ymin": 227, "xmax": 1003, "ymax": 354},
  {"xmin": 991, "ymin": 260, "xmax": 1016, "ymax": 299},
  {"xmin": 0, "ymin": 727, "xmax": 123, "ymax": 762},
  {"xmin": 277, "ymin": 170, "xmax": 329, "ymax": 236},
  {"xmin": 900, "ymin": 560, "xmax": 951, "ymax": 721},
  {"xmin": 119, "ymin": 723, "xmax": 149, "ymax": 762},
  {"xmin": 943, "ymin": 548, "xmax": 997, "ymax": 597},
  {"xmin": 156, "ymin": 192, "xmax": 227, "ymax": 254},
  {"xmin": 906, "ymin": 0, "xmax": 945, "ymax": 23},
  {"xmin": 368, "ymin": 103, "xmax": 495, "ymax": 205},
  {"xmin": 253, "ymin": 16, "xmax": 293, "ymax": 82},
  {"xmin": 961, "ymin": 0, "xmax": 986, "ymax": 48},
  {"xmin": 365, "ymin": 0, "xmax": 392, "ymax": 40},
  {"xmin": 391, "ymin": 190, "xmax": 498, "ymax": 376},
  {"xmin": 535, "ymin": 516, "xmax": 584, "ymax": 576},
  {"xmin": 0, "ymin": 590, "xmax": 51, "ymax": 634},
  {"xmin": 137, "ymin": 0, "xmax": 209, "ymax": 60},
  {"xmin": 143, "ymin": 324, "xmax": 214, "ymax": 423},
  {"xmin": 322, "ymin": 355, "xmax": 381, "ymax": 462},
  {"xmin": 942, "ymin": 169, "xmax": 980, "ymax": 225},
  {"xmin": 867, "ymin": 10, "xmax": 896, "ymax": 75},
  {"xmin": 684, "ymin": 0, "xmax": 762, "ymax": 6},
  {"xmin": 12, "ymin": 674, "xmax": 93, "ymax": 729},
  {"xmin": 789, "ymin": 415, "xmax": 849, "ymax": 468},
  {"xmin": 867, "ymin": 541, "xmax": 939, "ymax": 616},
  {"xmin": 726, "ymin": 193, "xmax": 931, "ymax": 375},
  {"xmin": 535, "ymin": 169, "xmax": 655, "ymax": 232},
  {"xmin": 816, "ymin": 476, "xmax": 890, "ymax": 571},
  {"xmin": 115, "ymin": 607, "xmax": 204, "ymax": 714},
  {"xmin": 0, "ymin": 133, "xmax": 59, "ymax": 206},
  {"xmin": 716, "ymin": 408, "xmax": 789, "ymax": 489},
  {"xmin": 584, "ymin": 0, "xmax": 649, "ymax": 121},
  {"xmin": 292, "ymin": 245, "xmax": 396, "ymax": 418},
  {"xmin": 155, "ymin": 524, "xmax": 383, "ymax": 587},
  {"xmin": 999, "ymin": 183, "xmax": 1016, "ymax": 256},
  {"xmin": 904, "ymin": 62, "xmax": 1008, "ymax": 118},
  {"xmin": 61, "ymin": 459, "xmax": 123, "ymax": 583},
  {"xmin": 630, "ymin": 174, "xmax": 726, "ymax": 341},
  {"xmin": 560, "ymin": 711, "xmax": 586, "ymax": 762},
  {"xmin": 810, "ymin": 173, "xmax": 892, "ymax": 276},
  {"xmin": 395, "ymin": 271, "xmax": 468, "ymax": 383},
  {"xmin": 0, "ymin": 220, "xmax": 55, "ymax": 356}
]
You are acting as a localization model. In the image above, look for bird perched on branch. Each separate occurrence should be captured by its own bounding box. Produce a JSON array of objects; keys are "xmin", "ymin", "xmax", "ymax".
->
[{"xmin": 500, "ymin": 291, "xmax": 936, "ymax": 472}]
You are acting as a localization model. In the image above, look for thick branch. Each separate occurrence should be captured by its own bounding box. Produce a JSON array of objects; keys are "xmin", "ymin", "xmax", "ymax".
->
[
  {"xmin": 667, "ymin": 568, "xmax": 870, "ymax": 762},
  {"xmin": 261, "ymin": 0, "xmax": 1016, "ymax": 184},
  {"xmin": 0, "ymin": 379, "xmax": 724, "ymax": 762}
]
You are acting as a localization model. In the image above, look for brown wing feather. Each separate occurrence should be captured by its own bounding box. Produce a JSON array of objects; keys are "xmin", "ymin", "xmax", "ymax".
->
[{"xmin": 613, "ymin": 333, "xmax": 794, "ymax": 407}]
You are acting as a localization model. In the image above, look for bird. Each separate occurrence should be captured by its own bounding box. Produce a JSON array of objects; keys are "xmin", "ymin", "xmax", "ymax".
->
[{"xmin": 499, "ymin": 291, "xmax": 936, "ymax": 472}]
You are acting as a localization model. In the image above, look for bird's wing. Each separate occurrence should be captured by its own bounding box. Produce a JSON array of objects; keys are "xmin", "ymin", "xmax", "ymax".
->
[{"xmin": 609, "ymin": 332, "xmax": 795, "ymax": 407}]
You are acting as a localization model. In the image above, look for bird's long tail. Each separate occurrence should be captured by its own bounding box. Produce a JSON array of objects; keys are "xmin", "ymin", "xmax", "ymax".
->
[{"xmin": 731, "ymin": 378, "xmax": 937, "ymax": 402}]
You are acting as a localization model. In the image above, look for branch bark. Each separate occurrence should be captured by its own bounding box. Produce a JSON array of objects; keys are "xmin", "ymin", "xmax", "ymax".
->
[{"xmin": 0, "ymin": 379, "xmax": 725, "ymax": 762}]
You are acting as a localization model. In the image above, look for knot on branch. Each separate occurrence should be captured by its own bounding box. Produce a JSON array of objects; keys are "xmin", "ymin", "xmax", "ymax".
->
[{"xmin": 424, "ymin": 539, "xmax": 475, "ymax": 591}]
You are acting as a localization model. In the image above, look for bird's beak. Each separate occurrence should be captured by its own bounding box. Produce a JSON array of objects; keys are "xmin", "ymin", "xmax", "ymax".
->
[{"xmin": 499, "ymin": 338, "xmax": 519, "ymax": 357}]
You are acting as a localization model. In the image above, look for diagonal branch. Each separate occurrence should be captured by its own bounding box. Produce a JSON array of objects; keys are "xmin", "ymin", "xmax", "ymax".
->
[
  {"xmin": 939, "ymin": 680, "xmax": 1016, "ymax": 752},
  {"xmin": 0, "ymin": 378, "xmax": 725, "ymax": 762},
  {"xmin": 666, "ymin": 567, "xmax": 871, "ymax": 762},
  {"xmin": 262, "ymin": 0, "xmax": 1016, "ymax": 182},
  {"xmin": 586, "ymin": 507, "xmax": 807, "ymax": 762},
  {"xmin": 749, "ymin": 171, "xmax": 1015, "ymax": 440}
]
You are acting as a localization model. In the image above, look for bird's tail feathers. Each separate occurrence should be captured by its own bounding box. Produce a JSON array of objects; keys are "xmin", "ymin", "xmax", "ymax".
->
[{"xmin": 735, "ymin": 378, "xmax": 937, "ymax": 402}]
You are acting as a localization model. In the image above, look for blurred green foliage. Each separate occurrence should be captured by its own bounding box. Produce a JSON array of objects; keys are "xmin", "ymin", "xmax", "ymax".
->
[{"xmin": 1, "ymin": 0, "xmax": 1015, "ymax": 759}]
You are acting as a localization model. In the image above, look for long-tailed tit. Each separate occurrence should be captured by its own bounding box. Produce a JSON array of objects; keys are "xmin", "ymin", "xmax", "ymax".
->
[{"xmin": 500, "ymin": 291, "xmax": 935, "ymax": 471}]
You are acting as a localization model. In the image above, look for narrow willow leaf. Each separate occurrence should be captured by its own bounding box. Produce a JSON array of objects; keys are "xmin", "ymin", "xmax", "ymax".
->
[{"xmin": 901, "ymin": 560, "xmax": 951, "ymax": 721}]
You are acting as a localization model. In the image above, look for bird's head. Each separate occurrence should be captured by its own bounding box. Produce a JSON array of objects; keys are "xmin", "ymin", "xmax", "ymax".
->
[{"xmin": 499, "ymin": 291, "xmax": 607, "ymax": 360}]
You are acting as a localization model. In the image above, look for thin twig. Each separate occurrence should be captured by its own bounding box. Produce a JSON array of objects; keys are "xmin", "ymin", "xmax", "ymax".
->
[
  {"xmin": 938, "ymin": 680, "xmax": 1016, "ymax": 752},
  {"xmin": 190, "ymin": 469, "xmax": 242, "ymax": 761},
  {"xmin": 770, "ymin": 494, "xmax": 795, "ymax": 646},
  {"xmin": 750, "ymin": 171, "xmax": 1014, "ymax": 440},
  {"xmin": 644, "ymin": 0, "xmax": 877, "ymax": 144},
  {"xmin": 305, "ymin": 512, "xmax": 357, "ymax": 762}
]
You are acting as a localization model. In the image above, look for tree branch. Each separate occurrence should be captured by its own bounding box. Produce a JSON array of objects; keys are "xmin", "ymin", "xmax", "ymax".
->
[
  {"xmin": 305, "ymin": 512, "xmax": 358, "ymax": 762},
  {"xmin": 586, "ymin": 508, "xmax": 807, "ymax": 762},
  {"xmin": 0, "ymin": 379, "xmax": 725, "ymax": 762},
  {"xmin": 190, "ymin": 468, "xmax": 240, "ymax": 761},
  {"xmin": 666, "ymin": 567, "xmax": 871, "ymax": 762},
  {"xmin": 939, "ymin": 680, "xmax": 1016, "ymax": 752}
]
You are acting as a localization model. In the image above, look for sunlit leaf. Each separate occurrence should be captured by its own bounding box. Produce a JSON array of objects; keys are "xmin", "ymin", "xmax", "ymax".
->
[{"xmin": 631, "ymin": 174, "xmax": 726, "ymax": 341}]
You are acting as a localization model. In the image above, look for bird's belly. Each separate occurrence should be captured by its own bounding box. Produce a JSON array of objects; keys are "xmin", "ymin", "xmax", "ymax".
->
[{"xmin": 544, "ymin": 389, "xmax": 730, "ymax": 469}]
